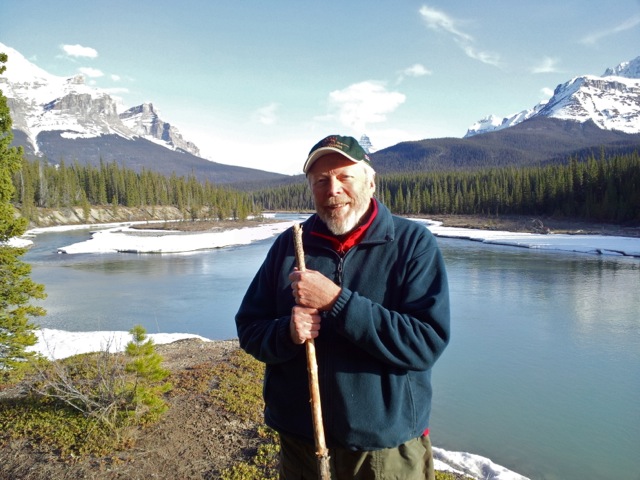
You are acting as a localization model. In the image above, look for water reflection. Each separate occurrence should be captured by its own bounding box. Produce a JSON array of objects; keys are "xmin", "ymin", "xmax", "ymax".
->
[{"xmin": 434, "ymin": 238, "xmax": 640, "ymax": 480}]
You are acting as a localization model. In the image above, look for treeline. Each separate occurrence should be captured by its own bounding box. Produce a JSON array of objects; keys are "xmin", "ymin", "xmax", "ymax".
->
[
  {"xmin": 11, "ymin": 159, "xmax": 261, "ymax": 222},
  {"xmin": 11, "ymin": 151, "xmax": 640, "ymax": 224},
  {"xmin": 252, "ymin": 150, "xmax": 640, "ymax": 223}
]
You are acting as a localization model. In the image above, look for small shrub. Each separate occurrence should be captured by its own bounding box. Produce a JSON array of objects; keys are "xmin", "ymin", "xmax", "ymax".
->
[
  {"xmin": 212, "ymin": 351, "xmax": 279, "ymax": 479},
  {"xmin": 211, "ymin": 349, "xmax": 264, "ymax": 423},
  {"xmin": 124, "ymin": 325, "xmax": 172, "ymax": 424},
  {"xmin": 0, "ymin": 325, "xmax": 171, "ymax": 456},
  {"xmin": 171, "ymin": 361, "xmax": 217, "ymax": 395}
]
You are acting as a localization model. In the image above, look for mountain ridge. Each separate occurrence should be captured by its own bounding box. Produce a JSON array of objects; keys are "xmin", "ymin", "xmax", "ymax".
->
[
  {"xmin": 1, "ymin": 41, "xmax": 287, "ymax": 184},
  {"xmin": 3, "ymin": 42, "xmax": 639, "ymax": 182},
  {"xmin": 465, "ymin": 56, "xmax": 640, "ymax": 137},
  {"xmin": 370, "ymin": 117, "xmax": 640, "ymax": 174},
  {"xmin": 369, "ymin": 55, "xmax": 640, "ymax": 175},
  {"xmin": 0, "ymin": 42, "xmax": 199, "ymax": 156}
]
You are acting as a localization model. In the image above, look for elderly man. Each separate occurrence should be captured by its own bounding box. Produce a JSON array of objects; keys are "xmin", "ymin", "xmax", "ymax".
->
[{"xmin": 235, "ymin": 134, "xmax": 450, "ymax": 479}]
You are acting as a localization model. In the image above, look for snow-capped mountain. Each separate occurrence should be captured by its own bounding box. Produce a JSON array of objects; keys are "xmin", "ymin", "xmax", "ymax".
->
[
  {"xmin": 603, "ymin": 57, "xmax": 640, "ymax": 78},
  {"xmin": 465, "ymin": 56, "xmax": 640, "ymax": 137},
  {"xmin": 359, "ymin": 134, "xmax": 375, "ymax": 154},
  {"xmin": 120, "ymin": 103, "xmax": 200, "ymax": 156},
  {"xmin": 0, "ymin": 42, "xmax": 287, "ymax": 184},
  {"xmin": 0, "ymin": 41, "xmax": 200, "ymax": 156},
  {"xmin": 464, "ymin": 102, "xmax": 548, "ymax": 137}
]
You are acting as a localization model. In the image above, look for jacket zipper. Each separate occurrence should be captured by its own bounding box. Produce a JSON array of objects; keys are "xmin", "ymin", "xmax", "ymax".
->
[{"xmin": 337, "ymin": 255, "xmax": 345, "ymax": 285}]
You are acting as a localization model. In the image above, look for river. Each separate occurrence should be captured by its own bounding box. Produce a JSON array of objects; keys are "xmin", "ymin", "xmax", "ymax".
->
[{"xmin": 22, "ymin": 222, "xmax": 640, "ymax": 480}]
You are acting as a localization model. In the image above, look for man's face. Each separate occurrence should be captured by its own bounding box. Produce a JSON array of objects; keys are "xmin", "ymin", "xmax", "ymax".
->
[{"xmin": 307, "ymin": 153, "xmax": 375, "ymax": 236}]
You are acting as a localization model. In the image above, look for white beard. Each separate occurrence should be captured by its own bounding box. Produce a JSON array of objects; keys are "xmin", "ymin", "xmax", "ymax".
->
[
  {"xmin": 321, "ymin": 206, "xmax": 361, "ymax": 236},
  {"xmin": 317, "ymin": 192, "xmax": 372, "ymax": 236}
]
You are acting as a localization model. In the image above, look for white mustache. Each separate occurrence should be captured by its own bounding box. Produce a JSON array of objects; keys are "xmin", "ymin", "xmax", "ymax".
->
[{"xmin": 324, "ymin": 197, "xmax": 350, "ymax": 207}]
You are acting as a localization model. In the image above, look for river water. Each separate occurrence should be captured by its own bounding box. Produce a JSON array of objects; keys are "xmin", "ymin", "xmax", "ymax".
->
[{"xmin": 23, "ymin": 223, "xmax": 640, "ymax": 480}]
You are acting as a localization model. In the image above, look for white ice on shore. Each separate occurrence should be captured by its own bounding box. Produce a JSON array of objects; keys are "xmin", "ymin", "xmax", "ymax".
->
[
  {"xmin": 423, "ymin": 221, "xmax": 640, "ymax": 257},
  {"xmin": 28, "ymin": 328, "xmax": 210, "ymax": 361},
  {"xmin": 46, "ymin": 219, "xmax": 297, "ymax": 254},
  {"xmin": 13, "ymin": 216, "xmax": 640, "ymax": 258},
  {"xmin": 433, "ymin": 448, "xmax": 530, "ymax": 480}
]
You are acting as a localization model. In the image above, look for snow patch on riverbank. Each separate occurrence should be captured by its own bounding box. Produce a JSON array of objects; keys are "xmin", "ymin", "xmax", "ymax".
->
[
  {"xmin": 13, "ymin": 215, "xmax": 640, "ymax": 258},
  {"xmin": 423, "ymin": 220, "xmax": 640, "ymax": 257}
]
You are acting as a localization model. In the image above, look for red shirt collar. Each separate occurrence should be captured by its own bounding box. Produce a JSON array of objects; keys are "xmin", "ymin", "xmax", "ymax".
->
[{"xmin": 311, "ymin": 199, "xmax": 378, "ymax": 254}]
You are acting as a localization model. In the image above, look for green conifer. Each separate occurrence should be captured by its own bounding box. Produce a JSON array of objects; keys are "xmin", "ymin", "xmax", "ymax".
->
[{"xmin": 0, "ymin": 52, "xmax": 46, "ymax": 380}]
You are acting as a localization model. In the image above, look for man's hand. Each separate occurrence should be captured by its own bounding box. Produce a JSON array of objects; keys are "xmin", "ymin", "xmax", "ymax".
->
[
  {"xmin": 289, "ymin": 268, "xmax": 341, "ymax": 311},
  {"xmin": 290, "ymin": 306, "xmax": 322, "ymax": 344}
]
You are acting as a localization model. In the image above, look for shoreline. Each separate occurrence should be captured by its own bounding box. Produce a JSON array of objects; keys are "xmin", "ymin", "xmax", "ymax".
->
[
  {"xmin": 19, "ymin": 206, "xmax": 640, "ymax": 238},
  {"xmin": 15, "ymin": 210, "xmax": 640, "ymax": 258},
  {"xmin": 422, "ymin": 213, "xmax": 640, "ymax": 238}
]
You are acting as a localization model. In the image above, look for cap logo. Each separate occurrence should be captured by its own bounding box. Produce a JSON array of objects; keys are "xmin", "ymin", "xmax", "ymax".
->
[{"xmin": 320, "ymin": 136, "xmax": 349, "ymax": 151}]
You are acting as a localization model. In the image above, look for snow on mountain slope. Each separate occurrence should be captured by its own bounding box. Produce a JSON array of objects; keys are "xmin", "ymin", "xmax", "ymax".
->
[
  {"xmin": 0, "ymin": 42, "xmax": 199, "ymax": 156},
  {"xmin": 604, "ymin": 57, "xmax": 640, "ymax": 78},
  {"xmin": 120, "ymin": 103, "xmax": 200, "ymax": 156},
  {"xmin": 537, "ymin": 74, "xmax": 640, "ymax": 133},
  {"xmin": 465, "ymin": 56, "xmax": 640, "ymax": 137},
  {"xmin": 465, "ymin": 102, "xmax": 548, "ymax": 137}
]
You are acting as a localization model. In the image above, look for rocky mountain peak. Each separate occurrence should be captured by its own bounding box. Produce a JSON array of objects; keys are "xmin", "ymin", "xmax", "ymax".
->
[
  {"xmin": 120, "ymin": 103, "xmax": 200, "ymax": 156},
  {"xmin": 1, "ymin": 41, "xmax": 201, "ymax": 157},
  {"xmin": 68, "ymin": 74, "xmax": 86, "ymax": 85},
  {"xmin": 465, "ymin": 56, "xmax": 640, "ymax": 138},
  {"xmin": 603, "ymin": 55, "xmax": 640, "ymax": 78},
  {"xmin": 359, "ymin": 134, "xmax": 375, "ymax": 153}
]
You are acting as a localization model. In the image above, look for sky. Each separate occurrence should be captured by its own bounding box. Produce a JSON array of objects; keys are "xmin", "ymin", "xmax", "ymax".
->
[{"xmin": 1, "ymin": 1, "xmax": 639, "ymax": 175}]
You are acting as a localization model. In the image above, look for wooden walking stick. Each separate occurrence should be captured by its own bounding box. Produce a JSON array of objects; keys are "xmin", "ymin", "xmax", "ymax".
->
[{"xmin": 293, "ymin": 223, "xmax": 331, "ymax": 480}]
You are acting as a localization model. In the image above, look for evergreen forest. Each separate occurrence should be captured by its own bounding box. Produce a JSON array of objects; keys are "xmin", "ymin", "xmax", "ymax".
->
[
  {"xmin": 12, "ymin": 159, "xmax": 261, "ymax": 222},
  {"xmin": 11, "ymin": 150, "xmax": 640, "ymax": 225},
  {"xmin": 255, "ymin": 150, "xmax": 640, "ymax": 223}
]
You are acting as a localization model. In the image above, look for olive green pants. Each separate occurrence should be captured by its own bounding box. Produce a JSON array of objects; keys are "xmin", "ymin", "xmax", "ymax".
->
[{"xmin": 278, "ymin": 433, "xmax": 435, "ymax": 480}]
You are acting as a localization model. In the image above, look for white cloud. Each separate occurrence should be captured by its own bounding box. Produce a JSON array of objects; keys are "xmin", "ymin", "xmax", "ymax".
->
[
  {"xmin": 580, "ymin": 14, "xmax": 640, "ymax": 45},
  {"xmin": 396, "ymin": 63, "xmax": 432, "ymax": 84},
  {"xmin": 62, "ymin": 44, "xmax": 98, "ymax": 58},
  {"xmin": 111, "ymin": 74, "xmax": 121, "ymax": 81},
  {"xmin": 185, "ymin": 127, "xmax": 310, "ymax": 175},
  {"xmin": 253, "ymin": 102, "xmax": 279, "ymax": 125},
  {"xmin": 325, "ymin": 81, "xmax": 406, "ymax": 132},
  {"xmin": 419, "ymin": 5, "xmax": 500, "ymax": 67},
  {"xmin": 541, "ymin": 87, "xmax": 555, "ymax": 98},
  {"xmin": 404, "ymin": 63, "xmax": 432, "ymax": 77},
  {"xmin": 532, "ymin": 56, "xmax": 560, "ymax": 74},
  {"xmin": 419, "ymin": 5, "xmax": 473, "ymax": 42},
  {"xmin": 459, "ymin": 43, "xmax": 500, "ymax": 67},
  {"xmin": 78, "ymin": 67, "xmax": 104, "ymax": 78}
]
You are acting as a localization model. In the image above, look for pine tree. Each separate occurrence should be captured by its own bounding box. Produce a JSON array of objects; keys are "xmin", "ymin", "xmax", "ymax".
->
[
  {"xmin": 0, "ymin": 52, "xmax": 46, "ymax": 379},
  {"xmin": 124, "ymin": 325, "xmax": 171, "ymax": 422}
]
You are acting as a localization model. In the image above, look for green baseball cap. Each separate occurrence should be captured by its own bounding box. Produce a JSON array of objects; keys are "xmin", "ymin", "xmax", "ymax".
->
[{"xmin": 303, "ymin": 135, "xmax": 371, "ymax": 173}]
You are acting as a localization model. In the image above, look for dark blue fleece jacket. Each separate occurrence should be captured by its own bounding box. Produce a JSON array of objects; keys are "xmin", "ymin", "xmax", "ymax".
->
[{"xmin": 235, "ymin": 202, "xmax": 450, "ymax": 450}]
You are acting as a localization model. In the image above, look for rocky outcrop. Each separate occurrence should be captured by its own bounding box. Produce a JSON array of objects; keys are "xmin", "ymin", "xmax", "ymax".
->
[
  {"xmin": 120, "ymin": 103, "xmax": 200, "ymax": 156},
  {"xmin": 19, "ymin": 205, "xmax": 188, "ymax": 228}
]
